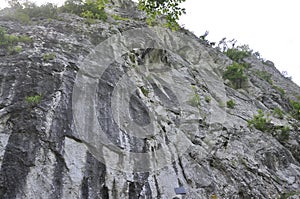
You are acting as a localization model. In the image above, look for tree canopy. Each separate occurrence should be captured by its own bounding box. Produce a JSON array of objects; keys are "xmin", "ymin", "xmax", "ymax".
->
[{"xmin": 138, "ymin": 0, "xmax": 186, "ymax": 30}]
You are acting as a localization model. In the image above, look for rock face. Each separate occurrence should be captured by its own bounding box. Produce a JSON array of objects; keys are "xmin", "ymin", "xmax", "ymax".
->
[{"xmin": 0, "ymin": 1, "xmax": 300, "ymax": 199}]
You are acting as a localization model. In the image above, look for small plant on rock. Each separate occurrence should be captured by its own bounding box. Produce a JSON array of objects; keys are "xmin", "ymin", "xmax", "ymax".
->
[
  {"xmin": 140, "ymin": 86, "xmax": 149, "ymax": 97},
  {"xmin": 189, "ymin": 86, "xmax": 201, "ymax": 107},
  {"xmin": 290, "ymin": 100, "xmax": 300, "ymax": 120},
  {"xmin": 248, "ymin": 109, "xmax": 271, "ymax": 132},
  {"xmin": 273, "ymin": 107, "xmax": 284, "ymax": 119},
  {"xmin": 25, "ymin": 94, "xmax": 42, "ymax": 105},
  {"xmin": 226, "ymin": 100, "xmax": 236, "ymax": 109},
  {"xmin": 273, "ymin": 85, "xmax": 285, "ymax": 96},
  {"xmin": 0, "ymin": 26, "xmax": 31, "ymax": 54},
  {"xmin": 43, "ymin": 53, "xmax": 56, "ymax": 61},
  {"xmin": 278, "ymin": 126, "xmax": 290, "ymax": 141},
  {"xmin": 205, "ymin": 95, "xmax": 211, "ymax": 103}
]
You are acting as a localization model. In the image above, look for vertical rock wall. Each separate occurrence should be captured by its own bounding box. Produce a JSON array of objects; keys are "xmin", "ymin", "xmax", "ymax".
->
[{"xmin": 0, "ymin": 2, "xmax": 300, "ymax": 199}]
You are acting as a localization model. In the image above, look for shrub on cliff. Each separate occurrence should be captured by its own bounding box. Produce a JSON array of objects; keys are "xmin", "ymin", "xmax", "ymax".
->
[
  {"xmin": 61, "ymin": 0, "xmax": 108, "ymax": 20},
  {"xmin": 0, "ymin": 26, "xmax": 31, "ymax": 54},
  {"xmin": 223, "ymin": 62, "xmax": 247, "ymax": 89},
  {"xmin": 248, "ymin": 109, "xmax": 271, "ymax": 132},
  {"xmin": 290, "ymin": 100, "xmax": 300, "ymax": 120},
  {"xmin": 225, "ymin": 47, "xmax": 250, "ymax": 63}
]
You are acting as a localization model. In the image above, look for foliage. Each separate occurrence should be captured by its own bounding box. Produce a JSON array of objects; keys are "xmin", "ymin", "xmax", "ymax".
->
[
  {"xmin": 22, "ymin": 2, "xmax": 58, "ymax": 19},
  {"xmin": 81, "ymin": 0, "xmax": 108, "ymax": 20},
  {"xmin": 219, "ymin": 38, "xmax": 269, "ymax": 65},
  {"xmin": 272, "ymin": 107, "xmax": 284, "ymax": 119},
  {"xmin": 290, "ymin": 100, "xmax": 300, "ymax": 120},
  {"xmin": 43, "ymin": 53, "xmax": 56, "ymax": 61},
  {"xmin": 6, "ymin": 0, "xmax": 186, "ymax": 28},
  {"xmin": 279, "ymin": 191, "xmax": 300, "ymax": 199},
  {"xmin": 248, "ymin": 109, "xmax": 271, "ymax": 132},
  {"xmin": 5, "ymin": 0, "xmax": 108, "ymax": 22},
  {"xmin": 0, "ymin": 27, "xmax": 19, "ymax": 46},
  {"xmin": 225, "ymin": 47, "xmax": 251, "ymax": 63},
  {"xmin": 273, "ymin": 85, "xmax": 285, "ymax": 96},
  {"xmin": 3, "ymin": 1, "xmax": 59, "ymax": 23},
  {"xmin": 9, "ymin": 45, "xmax": 22, "ymax": 54},
  {"xmin": 189, "ymin": 86, "xmax": 200, "ymax": 107},
  {"xmin": 25, "ymin": 94, "xmax": 42, "ymax": 104},
  {"xmin": 223, "ymin": 62, "xmax": 247, "ymax": 89},
  {"xmin": 204, "ymin": 95, "xmax": 211, "ymax": 103},
  {"xmin": 6, "ymin": 0, "xmax": 25, "ymax": 8},
  {"xmin": 111, "ymin": 14, "xmax": 130, "ymax": 21},
  {"xmin": 277, "ymin": 126, "xmax": 290, "ymax": 141},
  {"xmin": 3, "ymin": 10, "xmax": 31, "ymax": 24},
  {"xmin": 0, "ymin": 26, "xmax": 31, "ymax": 54},
  {"xmin": 138, "ymin": 0, "xmax": 186, "ymax": 31},
  {"xmin": 140, "ymin": 86, "xmax": 149, "ymax": 97},
  {"xmin": 60, "ymin": 0, "xmax": 84, "ymax": 15},
  {"xmin": 61, "ymin": 0, "xmax": 108, "ymax": 20},
  {"xmin": 226, "ymin": 100, "xmax": 236, "ymax": 109},
  {"xmin": 254, "ymin": 70, "xmax": 273, "ymax": 84}
]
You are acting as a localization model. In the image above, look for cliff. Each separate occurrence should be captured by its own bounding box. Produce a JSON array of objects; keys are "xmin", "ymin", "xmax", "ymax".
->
[{"xmin": 0, "ymin": 1, "xmax": 300, "ymax": 198}]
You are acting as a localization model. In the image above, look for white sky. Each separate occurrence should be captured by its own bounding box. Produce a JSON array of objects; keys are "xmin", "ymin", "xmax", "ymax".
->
[
  {"xmin": 178, "ymin": 0, "xmax": 300, "ymax": 86},
  {"xmin": 1, "ymin": 0, "xmax": 299, "ymax": 86}
]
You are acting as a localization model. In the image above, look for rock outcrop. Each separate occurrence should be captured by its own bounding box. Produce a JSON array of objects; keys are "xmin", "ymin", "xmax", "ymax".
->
[{"xmin": 0, "ymin": 1, "xmax": 300, "ymax": 199}]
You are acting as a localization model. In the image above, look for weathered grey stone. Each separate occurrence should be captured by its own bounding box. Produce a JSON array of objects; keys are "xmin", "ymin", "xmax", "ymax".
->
[{"xmin": 0, "ymin": 1, "xmax": 300, "ymax": 198}]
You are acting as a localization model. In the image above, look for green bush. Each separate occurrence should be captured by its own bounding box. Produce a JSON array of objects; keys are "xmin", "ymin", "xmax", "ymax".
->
[
  {"xmin": 189, "ymin": 86, "xmax": 201, "ymax": 107},
  {"xmin": 226, "ymin": 100, "xmax": 236, "ymax": 109},
  {"xmin": 59, "ymin": 0, "xmax": 84, "ymax": 15},
  {"xmin": 61, "ymin": 0, "xmax": 108, "ymax": 20},
  {"xmin": 23, "ymin": 2, "xmax": 59, "ymax": 19},
  {"xmin": 43, "ymin": 53, "xmax": 56, "ymax": 61},
  {"xmin": 0, "ymin": 26, "xmax": 31, "ymax": 54},
  {"xmin": 277, "ymin": 126, "xmax": 290, "ymax": 141},
  {"xmin": 25, "ymin": 94, "xmax": 42, "ymax": 104},
  {"xmin": 255, "ymin": 70, "xmax": 273, "ymax": 84},
  {"xmin": 8, "ymin": 45, "xmax": 22, "ymax": 54},
  {"xmin": 290, "ymin": 100, "xmax": 300, "ymax": 120},
  {"xmin": 225, "ymin": 47, "xmax": 250, "ymax": 63},
  {"xmin": 3, "ymin": 1, "xmax": 59, "ymax": 22},
  {"xmin": 140, "ymin": 86, "xmax": 149, "ymax": 97},
  {"xmin": 248, "ymin": 109, "xmax": 270, "ymax": 132},
  {"xmin": 223, "ymin": 62, "xmax": 247, "ymax": 89},
  {"xmin": 138, "ymin": 0, "xmax": 186, "ymax": 31},
  {"xmin": 0, "ymin": 27, "xmax": 20, "ymax": 46},
  {"xmin": 3, "ymin": 10, "xmax": 31, "ymax": 24},
  {"xmin": 111, "ymin": 14, "xmax": 130, "ymax": 21},
  {"xmin": 279, "ymin": 191, "xmax": 300, "ymax": 199},
  {"xmin": 273, "ymin": 107, "xmax": 284, "ymax": 119},
  {"xmin": 205, "ymin": 95, "xmax": 211, "ymax": 103},
  {"xmin": 273, "ymin": 85, "xmax": 285, "ymax": 96}
]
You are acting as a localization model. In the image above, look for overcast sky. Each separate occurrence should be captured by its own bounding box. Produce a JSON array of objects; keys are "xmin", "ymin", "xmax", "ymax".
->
[{"xmin": 1, "ymin": 0, "xmax": 299, "ymax": 86}]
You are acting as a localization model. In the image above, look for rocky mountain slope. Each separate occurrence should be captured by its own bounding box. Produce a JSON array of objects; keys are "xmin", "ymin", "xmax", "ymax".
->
[{"xmin": 0, "ymin": 1, "xmax": 300, "ymax": 198}]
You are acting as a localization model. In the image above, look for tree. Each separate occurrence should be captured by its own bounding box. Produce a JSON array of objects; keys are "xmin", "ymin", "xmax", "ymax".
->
[
  {"xmin": 138, "ymin": 0, "xmax": 187, "ymax": 30},
  {"xmin": 223, "ymin": 62, "xmax": 247, "ymax": 89},
  {"xmin": 6, "ymin": 0, "xmax": 25, "ymax": 8}
]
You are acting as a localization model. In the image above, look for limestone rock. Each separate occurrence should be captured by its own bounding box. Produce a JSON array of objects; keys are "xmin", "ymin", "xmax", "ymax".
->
[{"xmin": 0, "ymin": 1, "xmax": 300, "ymax": 199}]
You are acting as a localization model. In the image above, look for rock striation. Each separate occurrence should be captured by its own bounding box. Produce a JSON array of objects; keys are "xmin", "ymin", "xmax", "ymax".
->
[{"xmin": 0, "ymin": 1, "xmax": 300, "ymax": 198}]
